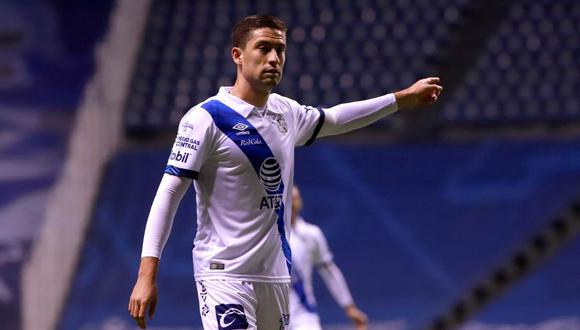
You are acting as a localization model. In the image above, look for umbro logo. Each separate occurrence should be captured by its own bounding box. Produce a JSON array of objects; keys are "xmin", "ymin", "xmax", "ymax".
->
[
  {"xmin": 232, "ymin": 123, "xmax": 249, "ymax": 131},
  {"xmin": 233, "ymin": 123, "xmax": 251, "ymax": 135}
]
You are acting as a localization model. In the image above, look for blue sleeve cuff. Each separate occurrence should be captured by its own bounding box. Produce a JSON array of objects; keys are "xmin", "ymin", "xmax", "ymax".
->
[
  {"xmin": 305, "ymin": 107, "xmax": 325, "ymax": 146},
  {"xmin": 164, "ymin": 165, "xmax": 199, "ymax": 179}
]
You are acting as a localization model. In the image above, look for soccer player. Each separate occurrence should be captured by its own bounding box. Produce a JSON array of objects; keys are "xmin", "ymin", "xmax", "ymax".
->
[
  {"xmin": 128, "ymin": 14, "xmax": 441, "ymax": 330},
  {"xmin": 290, "ymin": 186, "xmax": 368, "ymax": 330}
]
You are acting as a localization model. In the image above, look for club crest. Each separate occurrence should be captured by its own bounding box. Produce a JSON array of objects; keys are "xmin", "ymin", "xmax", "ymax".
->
[{"xmin": 273, "ymin": 114, "xmax": 288, "ymax": 134}]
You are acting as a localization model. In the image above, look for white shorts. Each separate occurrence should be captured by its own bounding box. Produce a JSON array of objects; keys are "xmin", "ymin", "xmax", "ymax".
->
[{"xmin": 196, "ymin": 280, "xmax": 290, "ymax": 330}]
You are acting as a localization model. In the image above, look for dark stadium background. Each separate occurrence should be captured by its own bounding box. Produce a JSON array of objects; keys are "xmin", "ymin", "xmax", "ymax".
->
[{"xmin": 1, "ymin": 0, "xmax": 579, "ymax": 329}]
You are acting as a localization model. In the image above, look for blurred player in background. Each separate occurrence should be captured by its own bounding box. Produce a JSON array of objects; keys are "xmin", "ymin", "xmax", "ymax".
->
[
  {"xmin": 129, "ymin": 13, "xmax": 441, "ymax": 329},
  {"xmin": 290, "ymin": 186, "xmax": 368, "ymax": 330}
]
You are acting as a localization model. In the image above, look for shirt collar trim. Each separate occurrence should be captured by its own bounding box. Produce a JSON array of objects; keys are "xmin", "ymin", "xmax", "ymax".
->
[{"xmin": 217, "ymin": 87, "xmax": 283, "ymax": 118}]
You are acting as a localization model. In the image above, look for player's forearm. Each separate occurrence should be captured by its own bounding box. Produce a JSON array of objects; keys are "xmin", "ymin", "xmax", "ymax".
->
[
  {"xmin": 318, "ymin": 262, "xmax": 354, "ymax": 307},
  {"xmin": 137, "ymin": 256, "xmax": 160, "ymax": 281},
  {"xmin": 394, "ymin": 87, "xmax": 424, "ymax": 109},
  {"xmin": 319, "ymin": 93, "xmax": 397, "ymax": 137},
  {"xmin": 141, "ymin": 174, "xmax": 190, "ymax": 258},
  {"xmin": 394, "ymin": 89, "xmax": 413, "ymax": 109}
]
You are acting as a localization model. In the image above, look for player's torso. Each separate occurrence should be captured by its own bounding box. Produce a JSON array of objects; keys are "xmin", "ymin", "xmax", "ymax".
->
[
  {"xmin": 192, "ymin": 97, "xmax": 296, "ymax": 281},
  {"xmin": 198, "ymin": 99, "xmax": 295, "ymax": 218}
]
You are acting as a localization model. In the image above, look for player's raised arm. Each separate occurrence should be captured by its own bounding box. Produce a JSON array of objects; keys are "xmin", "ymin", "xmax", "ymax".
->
[{"xmin": 319, "ymin": 77, "xmax": 443, "ymax": 137}]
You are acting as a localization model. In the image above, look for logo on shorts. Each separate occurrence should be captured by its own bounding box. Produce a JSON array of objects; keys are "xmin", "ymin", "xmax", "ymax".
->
[
  {"xmin": 279, "ymin": 313, "xmax": 290, "ymax": 329},
  {"xmin": 216, "ymin": 304, "xmax": 249, "ymax": 330}
]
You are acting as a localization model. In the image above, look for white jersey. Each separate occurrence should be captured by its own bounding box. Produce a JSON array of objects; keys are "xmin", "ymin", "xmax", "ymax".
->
[
  {"xmin": 165, "ymin": 87, "xmax": 324, "ymax": 283},
  {"xmin": 289, "ymin": 217, "xmax": 334, "ymax": 319}
]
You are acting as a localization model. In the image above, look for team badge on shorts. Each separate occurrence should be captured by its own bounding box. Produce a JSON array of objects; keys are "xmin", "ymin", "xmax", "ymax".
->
[
  {"xmin": 215, "ymin": 304, "xmax": 249, "ymax": 329},
  {"xmin": 279, "ymin": 313, "xmax": 290, "ymax": 329}
]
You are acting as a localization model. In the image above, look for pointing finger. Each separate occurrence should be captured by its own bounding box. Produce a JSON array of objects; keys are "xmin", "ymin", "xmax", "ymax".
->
[{"xmin": 425, "ymin": 77, "xmax": 440, "ymax": 84}]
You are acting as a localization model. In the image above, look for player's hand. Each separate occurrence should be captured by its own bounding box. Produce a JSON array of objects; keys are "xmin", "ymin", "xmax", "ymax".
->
[
  {"xmin": 345, "ymin": 304, "xmax": 368, "ymax": 330},
  {"xmin": 394, "ymin": 77, "xmax": 443, "ymax": 109},
  {"xmin": 128, "ymin": 277, "xmax": 158, "ymax": 329}
]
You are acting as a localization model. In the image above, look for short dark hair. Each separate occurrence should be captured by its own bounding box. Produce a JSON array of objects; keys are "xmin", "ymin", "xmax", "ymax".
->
[{"xmin": 232, "ymin": 14, "xmax": 287, "ymax": 49}]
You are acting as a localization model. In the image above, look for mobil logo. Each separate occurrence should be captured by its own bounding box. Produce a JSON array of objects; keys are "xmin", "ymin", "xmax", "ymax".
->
[{"xmin": 169, "ymin": 150, "xmax": 190, "ymax": 163}]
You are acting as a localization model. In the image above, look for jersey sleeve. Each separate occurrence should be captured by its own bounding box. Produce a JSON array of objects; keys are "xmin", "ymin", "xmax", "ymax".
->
[
  {"xmin": 312, "ymin": 225, "xmax": 334, "ymax": 266},
  {"xmin": 289, "ymin": 99, "xmax": 326, "ymax": 147},
  {"xmin": 164, "ymin": 106, "xmax": 216, "ymax": 179}
]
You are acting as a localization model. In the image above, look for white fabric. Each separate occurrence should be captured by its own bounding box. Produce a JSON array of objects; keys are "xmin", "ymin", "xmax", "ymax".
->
[
  {"xmin": 164, "ymin": 87, "xmax": 323, "ymax": 283},
  {"xmin": 320, "ymin": 93, "xmax": 397, "ymax": 137},
  {"xmin": 141, "ymin": 174, "xmax": 190, "ymax": 258},
  {"xmin": 289, "ymin": 217, "xmax": 354, "ymax": 326},
  {"xmin": 196, "ymin": 280, "xmax": 290, "ymax": 330},
  {"xmin": 141, "ymin": 87, "xmax": 399, "ymax": 283}
]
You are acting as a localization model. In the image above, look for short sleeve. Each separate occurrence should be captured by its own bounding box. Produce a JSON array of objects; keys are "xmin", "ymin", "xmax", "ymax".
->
[
  {"xmin": 165, "ymin": 107, "xmax": 216, "ymax": 179},
  {"xmin": 312, "ymin": 226, "xmax": 334, "ymax": 266},
  {"xmin": 291, "ymin": 102, "xmax": 326, "ymax": 147}
]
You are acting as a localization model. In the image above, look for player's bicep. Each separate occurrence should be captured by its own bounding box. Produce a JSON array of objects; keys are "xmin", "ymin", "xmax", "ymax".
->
[
  {"xmin": 293, "ymin": 103, "xmax": 326, "ymax": 147},
  {"xmin": 165, "ymin": 108, "xmax": 216, "ymax": 179}
]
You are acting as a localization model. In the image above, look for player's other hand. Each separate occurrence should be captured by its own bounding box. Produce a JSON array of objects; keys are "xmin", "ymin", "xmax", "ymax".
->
[
  {"xmin": 128, "ymin": 277, "xmax": 158, "ymax": 329},
  {"xmin": 345, "ymin": 304, "xmax": 368, "ymax": 330},
  {"xmin": 394, "ymin": 77, "xmax": 443, "ymax": 109}
]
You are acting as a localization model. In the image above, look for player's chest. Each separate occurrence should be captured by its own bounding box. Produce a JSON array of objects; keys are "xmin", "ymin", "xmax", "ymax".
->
[{"xmin": 214, "ymin": 112, "xmax": 293, "ymax": 167}]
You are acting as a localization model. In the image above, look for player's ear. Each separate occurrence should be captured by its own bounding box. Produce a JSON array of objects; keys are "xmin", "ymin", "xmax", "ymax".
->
[{"xmin": 232, "ymin": 47, "xmax": 242, "ymax": 65}]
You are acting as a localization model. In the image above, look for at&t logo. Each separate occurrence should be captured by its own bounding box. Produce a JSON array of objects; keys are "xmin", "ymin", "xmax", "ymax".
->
[
  {"xmin": 258, "ymin": 157, "xmax": 283, "ymax": 210},
  {"xmin": 259, "ymin": 157, "xmax": 282, "ymax": 192}
]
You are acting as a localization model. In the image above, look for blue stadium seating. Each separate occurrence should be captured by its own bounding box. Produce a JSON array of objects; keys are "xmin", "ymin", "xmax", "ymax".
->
[
  {"xmin": 444, "ymin": 0, "xmax": 580, "ymax": 124},
  {"xmin": 125, "ymin": 0, "xmax": 580, "ymax": 133},
  {"xmin": 124, "ymin": 0, "xmax": 475, "ymax": 132}
]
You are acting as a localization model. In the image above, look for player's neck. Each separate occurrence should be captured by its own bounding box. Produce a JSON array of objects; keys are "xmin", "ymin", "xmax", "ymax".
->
[{"xmin": 230, "ymin": 79, "xmax": 270, "ymax": 108}]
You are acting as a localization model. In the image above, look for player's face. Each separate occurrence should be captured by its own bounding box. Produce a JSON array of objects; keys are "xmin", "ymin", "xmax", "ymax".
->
[{"xmin": 235, "ymin": 27, "xmax": 286, "ymax": 92}]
